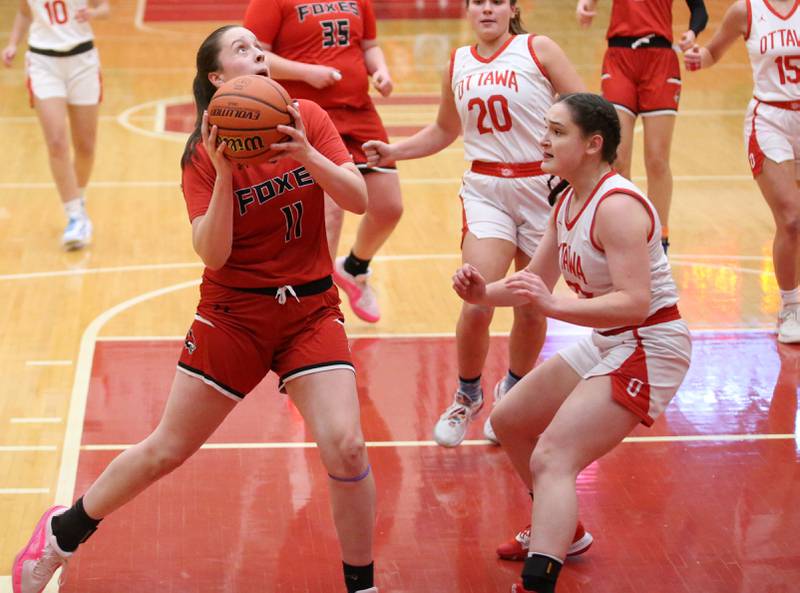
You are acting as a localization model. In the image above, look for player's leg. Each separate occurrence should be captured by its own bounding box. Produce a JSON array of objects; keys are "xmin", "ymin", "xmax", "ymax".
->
[
  {"xmin": 286, "ymin": 369, "xmax": 376, "ymax": 593},
  {"xmin": 12, "ymin": 372, "xmax": 236, "ymax": 593}
]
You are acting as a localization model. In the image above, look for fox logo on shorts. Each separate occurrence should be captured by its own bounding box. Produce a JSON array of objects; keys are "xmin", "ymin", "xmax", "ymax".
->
[{"xmin": 184, "ymin": 329, "xmax": 197, "ymax": 355}]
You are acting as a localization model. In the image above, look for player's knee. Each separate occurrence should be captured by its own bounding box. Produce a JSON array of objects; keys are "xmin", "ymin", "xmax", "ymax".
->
[
  {"xmin": 73, "ymin": 136, "xmax": 96, "ymax": 159},
  {"xmin": 46, "ymin": 136, "xmax": 71, "ymax": 159},
  {"xmin": 461, "ymin": 302, "xmax": 494, "ymax": 328},
  {"xmin": 530, "ymin": 437, "xmax": 563, "ymax": 479},
  {"xmin": 513, "ymin": 303, "xmax": 545, "ymax": 329},
  {"xmin": 777, "ymin": 210, "xmax": 800, "ymax": 238},
  {"xmin": 368, "ymin": 192, "xmax": 403, "ymax": 226},
  {"xmin": 490, "ymin": 406, "xmax": 515, "ymax": 442},
  {"xmin": 142, "ymin": 439, "xmax": 195, "ymax": 478},
  {"xmin": 644, "ymin": 153, "xmax": 671, "ymax": 178},
  {"xmin": 325, "ymin": 432, "xmax": 368, "ymax": 477}
]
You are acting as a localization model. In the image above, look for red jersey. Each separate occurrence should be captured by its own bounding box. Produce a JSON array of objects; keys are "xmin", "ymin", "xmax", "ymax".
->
[
  {"xmin": 607, "ymin": 0, "xmax": 674, "ymax": 41},
  {"xmin": 244, "ymin": 0, "xmax": 377, "ymax": 110},
  {"xmin": 181, "ymin": 99, "xmax": 352, "ymax": 288}
]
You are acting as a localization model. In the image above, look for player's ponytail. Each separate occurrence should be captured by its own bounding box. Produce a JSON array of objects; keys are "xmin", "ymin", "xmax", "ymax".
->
[
  {"xmin": 508, "ymin": 1, "xmax": 527, "ymax": 35},
  {"xmin": 181, "ymin": 25, "xmax": 237, "ymax": 169}
]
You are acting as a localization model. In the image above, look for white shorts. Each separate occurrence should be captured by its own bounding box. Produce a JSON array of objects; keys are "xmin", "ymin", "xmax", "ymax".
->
[
  {"xmin": 25, "ymin": 48, "xmax": 102, "ymax": 105},
  {"xmin": 558, "ymin": 317, "xmax": 691, "ymax": 426},
  {"xmin": 459, "ymin": 170, "xmax": 552, "ymax": 257},
  {"xmin": 744, "ymin": 99, "xmax": 800, "ymax": 178}
]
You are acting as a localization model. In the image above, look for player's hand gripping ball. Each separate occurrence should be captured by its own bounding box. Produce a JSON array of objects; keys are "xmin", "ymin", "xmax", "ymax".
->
[{"xmin": 208, "ymin": 75, "xmax": 294, "ymax": 164}]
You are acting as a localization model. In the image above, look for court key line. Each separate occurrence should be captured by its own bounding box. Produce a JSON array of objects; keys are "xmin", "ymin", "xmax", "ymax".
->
[{"xmin": 77, "ymin": 433, "xmax": 798, "ymax": 452}]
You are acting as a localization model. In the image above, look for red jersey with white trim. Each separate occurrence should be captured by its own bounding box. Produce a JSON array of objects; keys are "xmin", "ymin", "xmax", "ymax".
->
[
  {"xmin": 27, "ymin": 0, "xmax": 93, "ymax": 51},
  {"xmin": 746, "ymin": 0, "xmax": 800, "ymax": 102},
  {"xmin": 607, "ymin": 0, "xmax": 674, "ymax": 42},
  {"xmin": 554, "ymin": 172, "xmax": 678, "ymax": 324},
  {"xmin": 244, "ymin": 0, "xmax": 376, "ymax": 110},
  {"xmin": 451, "ymin": 34, "xmax": 555, "ymax": 163},
  {"xmin": 181, "ymin": 99, "xmax": 352, "ymax": 288}
]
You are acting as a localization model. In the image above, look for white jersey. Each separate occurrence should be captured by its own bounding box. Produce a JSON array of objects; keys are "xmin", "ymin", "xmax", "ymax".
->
[
  {"xmin": 27, "ymin": 0, "xmax": 93, "ymax": 52},
  {"xmin": 746, "ymin": 0, "xmax": 800, "ymax": 102},
  {"xmin": 554, "ymin": 172, "xmax": 679, "ymax": 325},
  {"xmin": 451, "ymin": 34, "xmax": 555, "ymax": 163}
]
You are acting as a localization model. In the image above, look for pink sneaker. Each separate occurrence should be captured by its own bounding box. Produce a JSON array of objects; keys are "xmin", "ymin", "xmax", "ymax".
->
[
  {"xmin": 333, "ymin": 256, "xmax": 380, "ymax": 323},
  {"xmin": 12, "ymin": 506, "xmax": 71, "ymax": 593}
]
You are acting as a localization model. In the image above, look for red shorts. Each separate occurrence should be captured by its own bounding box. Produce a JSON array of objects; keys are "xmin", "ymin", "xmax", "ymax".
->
[
  {"xmin": 177, "ymin": 279, "xmax": 354, "ymax": 400},
  {"xmin": 601, "ymin": 47, "xmax": 681, "ymax": 116},
  {"xmin": 326, "ymin": 103, "xmax": 394, "ymax": 170}
]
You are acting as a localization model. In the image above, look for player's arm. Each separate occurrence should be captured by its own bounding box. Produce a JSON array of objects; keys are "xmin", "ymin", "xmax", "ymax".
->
[
  {"xmin": 532, "ymin": 35, "xmax": 586, "ymax": 96},
  {"xmin": 270, "ymin": 103, "xmax": 367, "ymax": 214},
  {"xmin": 260, "ymin": 45, "xmax": 342, "ymax": 89},
  {"xmin": 363, "ymin": 65, "xmax": 461, "ymax": 166},
  {"xmin": 190, "ymin": 113, "xmax": 234, "ymax": 270},
  {"xmin": 2, "ymin": 0, "xmax": 32, "ymax": 68},
  {"xmin": 361, "ymin": 38, "xmax": 393, "ymax": 97},
  {"xmin": 684, "ymin": 0, "xmax": 747, "ymax": 70},
  {"xmin": 576, "ymin": 0, "xmax": 598, "ymax": 28},
  {"xmin": 677, "ymin": 0, "xmax": 709, "ymax": 50},
  {"xmin": 82, "ymin": 0, "xmax": 110, "ymax": 20},
  {"xmin": 454, "ymin": 215, "xmax": 562, "ymax": 307},
  {"xmin": 509, "ymin": 194, "xmax": 652, "ymax": 328}
]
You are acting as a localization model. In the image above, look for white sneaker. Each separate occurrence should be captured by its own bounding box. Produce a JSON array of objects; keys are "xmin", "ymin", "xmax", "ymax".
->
[
  {"xmin": 355, "ymin": 589, "xmax": 378, "ymax": 593},
  {"xmin": 333, "ymin": 256, "xmax": 380, "ymax": 323},
  {"xmin": 61, "ymin": 215, "xmax": 92, "ymax": 251},
  {"xmin": 483, "ymin": 379, "xmax": 509, "ymax": 444},
  {"xmin": 778, "ymin": 304, "xmax": 800, "ymax": 343},
  {"xmin": 433, "ymin": 391, "xmax": 483, "ymax": 448}
]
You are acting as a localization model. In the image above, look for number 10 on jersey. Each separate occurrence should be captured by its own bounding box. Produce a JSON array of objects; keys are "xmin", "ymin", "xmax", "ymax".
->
[{"xmin": 468, "ymin": 95, "xmax": 513, "ymax": 134}]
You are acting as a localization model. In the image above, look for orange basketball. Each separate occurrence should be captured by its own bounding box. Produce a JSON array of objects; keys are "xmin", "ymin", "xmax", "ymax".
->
[{"xmin": 207, "ymin": 75, "xmax": 293, "ymax": 164}]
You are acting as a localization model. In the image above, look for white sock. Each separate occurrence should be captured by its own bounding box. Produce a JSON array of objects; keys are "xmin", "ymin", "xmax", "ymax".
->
[
  {"xmin": 63, "ymin": 198, "xmax": 84, "ymax": 220},
  {"xmin": 780, "ymin": 287, "xmax": 800, "ymax": 308}
]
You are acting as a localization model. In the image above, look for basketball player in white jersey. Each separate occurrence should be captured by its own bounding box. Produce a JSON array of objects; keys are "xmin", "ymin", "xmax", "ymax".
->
[
  {"xmin": 452, "ymin": 93, "xmax": 691, "ymax": 593},
  {"xmin": 2, "ymin": 0, "xmax": 109, "ymax": 250},
  {"xmin": 685, "ymin": 0, "xmax": 800, "ymax": 343},
  {"xmin": 363, "ymin": 0, "xmax": 584, "ymax": 448}
]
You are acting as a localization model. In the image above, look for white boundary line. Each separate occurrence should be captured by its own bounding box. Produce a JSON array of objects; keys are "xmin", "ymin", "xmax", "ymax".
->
[
  {"xmin": 78, "ymin": 433, "xmax": 798, "ymax": 453},
  {"xmin": 0, "ymin": 253, "xmax": 774, "ymax": 283},
  {"xmin": 25, "ymin": 360, "xmax": 72, "ymax": 367}
]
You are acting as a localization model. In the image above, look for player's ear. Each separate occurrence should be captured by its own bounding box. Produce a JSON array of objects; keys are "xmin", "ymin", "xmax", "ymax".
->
[{"xmin": 208, "ymin": 71, "xmax": 225, "ymax": 88}]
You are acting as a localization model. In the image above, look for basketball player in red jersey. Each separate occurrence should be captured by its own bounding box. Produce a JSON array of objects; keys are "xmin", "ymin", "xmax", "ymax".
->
[
  {"xmin": 576, "ymin": 0, "xmax": 708, "ymax": 252},
  {"xmin": 11, "ymin": 26, "xmax": 379, "ymax": 593},
  {"xmin": 244, "ymin": 0, "xmax": 401, "ymax": 324},
  {"xmin": 685, "ymin": 0, "xmax": 800, "ymax": 343}
]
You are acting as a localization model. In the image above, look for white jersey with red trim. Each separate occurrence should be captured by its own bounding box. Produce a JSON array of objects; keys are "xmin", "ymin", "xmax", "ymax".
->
[
  {"xmin": 746, "ymin": 0, "xmax": 800, "ymax": 102},
  {"xmin": 451, "ymin": 34, "xmax": 554, "ymax": 163},
  {"xmin": 27, "ymin": 0, "xmax": 93, "ymax": 52},
  {"xmin": 554, "ymin": 172, "xmax": 678, "ymax": 321}
]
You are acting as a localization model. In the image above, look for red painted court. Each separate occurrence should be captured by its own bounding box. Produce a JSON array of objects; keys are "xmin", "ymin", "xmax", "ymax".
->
[{"xmin": 59, "ymin": 333, "xmax": 800, "ymax": 593}]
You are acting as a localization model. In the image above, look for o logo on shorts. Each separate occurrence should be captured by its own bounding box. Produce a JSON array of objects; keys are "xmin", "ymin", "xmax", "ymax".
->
[
  {"xmin": 626, "ymin": 378, "xmax": 644, "ymax": 398},
  {"xmin": 748, "ymin": 152, "xmax": 756, "ymax": 169}
]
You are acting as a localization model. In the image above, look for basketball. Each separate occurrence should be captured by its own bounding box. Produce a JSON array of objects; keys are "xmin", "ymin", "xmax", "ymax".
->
[{"xmin": 207, "ymin": 75, "xmax": 293, "ymax": 164}]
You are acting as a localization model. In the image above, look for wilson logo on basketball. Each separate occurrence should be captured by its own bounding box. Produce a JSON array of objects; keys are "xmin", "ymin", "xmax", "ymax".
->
[
  {"xmin": 217, "ymin": 134, "xmax": 265, "ymax": 153},
  {"xmin": 209, "ymin": 107, "xmax": 260, "ymax": 120}
]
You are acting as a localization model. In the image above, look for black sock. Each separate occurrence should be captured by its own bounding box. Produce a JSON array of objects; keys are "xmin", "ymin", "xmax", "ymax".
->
[
  {"xmin": 521, "ymin": 554, "xmax": 562, "ymax": 593},
  {"xmin": 344, "ymin": 251, "xmax": 371, "ymax": 277},
  {"xmin": 343, "ymin": 561, "xmax": 374, "ymax": 593},
  {"xmin": 51, "ymin": 497, "xmax": 101, "ymax": 552}
]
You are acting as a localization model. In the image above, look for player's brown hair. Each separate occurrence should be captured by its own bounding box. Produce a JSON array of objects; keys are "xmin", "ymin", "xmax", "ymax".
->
[{"xmin": 181, "ymin": 25, "xmax": 238, "ymax": 169}]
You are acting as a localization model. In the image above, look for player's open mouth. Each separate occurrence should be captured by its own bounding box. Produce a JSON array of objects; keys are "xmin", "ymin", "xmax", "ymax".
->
[{"xmin": 255, "ymin": 69, "xmax": 269, "ymax": 77}]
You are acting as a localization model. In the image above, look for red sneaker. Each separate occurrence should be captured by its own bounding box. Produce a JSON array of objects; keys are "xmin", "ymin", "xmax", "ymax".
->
[{"xmin": 496, "ymin": 521, "xmax": 593, "ymax": 561}]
